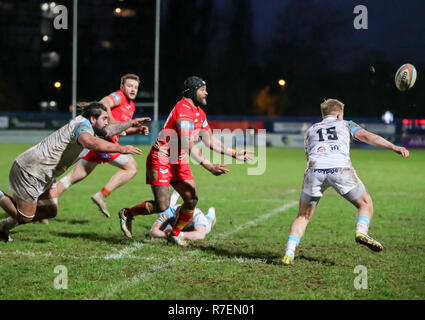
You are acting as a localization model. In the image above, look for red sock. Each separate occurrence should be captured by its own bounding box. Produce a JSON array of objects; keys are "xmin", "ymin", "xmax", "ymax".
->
[
  {"xmin": 172, "ymin": 208, "xmax": 194, "ymax": 237},
  {"xmin": 101, "ymin": 187, "xmax": 111, "ymax": 198},
  {"xmin": 126, "ymin": 201, "xmax": 154, "ymax": 217}
]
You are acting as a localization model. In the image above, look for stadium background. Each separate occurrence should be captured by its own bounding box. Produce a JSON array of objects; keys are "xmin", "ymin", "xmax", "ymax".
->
[
  {"xmin": 0, "ymin": 0, "xmax": 424, "ymax": 304},
  {"xmin": 0, "ymin": 0, "xmax": 424, "ymax": 148}
]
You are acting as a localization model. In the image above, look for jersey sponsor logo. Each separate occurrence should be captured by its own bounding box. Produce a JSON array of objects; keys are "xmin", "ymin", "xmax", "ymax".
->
[
  {"xmin": 317, "ymin": 146, "xmax": 327, "ymax": 153},
  {"xmin": 196, "ymin": 113, "xmax": 200, "ymax": 116},
  {"xmin": 313, "ymin": 168, "xmax": 339, "ymax": 174},
  {"xmin": 329, "ymin": 144, "xmax": 341, "ymax": 152},
  {"xmin": 159, "ymin": 168, "xmax": 169, "ymax": 174},
  {"xmin": 179, "ymin": 121, "xmax": 194, "ymax": 130},
  {"xmin": 179, "ymin": 114, "xmax": 191, "ymax": 118},
  {"xmin": 159, "ymin": 179, "xmax": 168, "ymax": 183}
]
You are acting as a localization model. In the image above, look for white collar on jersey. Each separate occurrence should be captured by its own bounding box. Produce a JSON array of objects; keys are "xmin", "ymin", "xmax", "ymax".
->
[{"xmin": 322, "ymin": 116, "xmax": 338, "ymax": 122}]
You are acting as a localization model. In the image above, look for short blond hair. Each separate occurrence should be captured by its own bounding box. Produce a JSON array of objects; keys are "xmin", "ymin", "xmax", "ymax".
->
[
  {"xmin": 121, "ymin": 73, "xmax": 140, "ymax": 85},
  {"xmin": 320, "ymin": 99, "xmax": 344, "ymax": 117}
]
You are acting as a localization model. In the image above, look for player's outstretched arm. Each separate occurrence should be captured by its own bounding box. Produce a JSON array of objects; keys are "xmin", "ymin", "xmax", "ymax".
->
[
  {"xmin": 102, "ymin": 117, "xmax": 151, "ymax": 137},
  {"xmin": 184, "ymin": 134, "xmax": 229, "ymax": 176},
  {"xmin": 124, "ymin": 126, "xmax": 150, "ymax": 136},
  {"xmin": 200, "ymin": 129, "xmax": 253, "ymax": 161},
  {"xmin": 354, "ymin": 129, "xmax": 410, "ymax": 158},
  {"xmin": 181, "ymin": 226, "xmax": 207, "ymax": 240},
  {"xmin": 78, "ymin": 133, "xmax": 142, "ymax": 155}
]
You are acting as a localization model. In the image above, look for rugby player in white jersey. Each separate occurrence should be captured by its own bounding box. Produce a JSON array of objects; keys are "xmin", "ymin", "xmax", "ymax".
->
[
  {"xmin": 0, "ymin": 102, "xmax": 150, "ymax": 242},
  {"xmin": 149, "ymin": 190, "xmax": 216, "ymax": 241},
  {"xmin": 282, "ymin": 99, "xmax": 409, "ymax": 265}
]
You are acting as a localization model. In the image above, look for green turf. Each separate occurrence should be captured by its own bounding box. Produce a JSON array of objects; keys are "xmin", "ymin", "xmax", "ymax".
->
[{"xmin": 0, "ymin": 144, "xmax": 424, "ymax": 300}]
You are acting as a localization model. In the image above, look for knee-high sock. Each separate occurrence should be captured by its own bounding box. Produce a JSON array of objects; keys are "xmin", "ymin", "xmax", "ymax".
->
[
  {"xmin": 125, "ymin": 201, "xmax": 155, "ymax": 217},
  {"xmin": 172, "ymin": 207, "xmax": 194, "ymax": 237}
]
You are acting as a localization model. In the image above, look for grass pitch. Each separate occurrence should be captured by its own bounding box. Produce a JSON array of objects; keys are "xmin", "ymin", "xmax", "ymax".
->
[{"xmin": 0, "ymin": 144, "xmax": 424, "ymax": 300}]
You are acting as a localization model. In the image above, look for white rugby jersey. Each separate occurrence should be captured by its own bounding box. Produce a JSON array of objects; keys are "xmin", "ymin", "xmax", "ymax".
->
[
  {"xmin": 15, "ymin": 115, "xmax": 94, "ymax": 183},
  {"xmin": 304, "ymin": 117, "xmax": 362, "ymax": 169}
]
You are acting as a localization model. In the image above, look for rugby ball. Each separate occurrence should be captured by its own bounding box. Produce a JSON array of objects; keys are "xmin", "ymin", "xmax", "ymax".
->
[{"xmin": 394, "ymin": 64, "xmax": 417, "ymax": 91}]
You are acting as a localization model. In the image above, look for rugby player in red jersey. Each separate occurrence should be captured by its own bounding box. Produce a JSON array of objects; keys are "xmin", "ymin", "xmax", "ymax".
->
[
  {"xmin": 55, "ymin": 74, "xmax": 150, "ymax": 218},
  {"xmin": 118, "ymin": 76, "xmax": 253, "ymax": 246}
]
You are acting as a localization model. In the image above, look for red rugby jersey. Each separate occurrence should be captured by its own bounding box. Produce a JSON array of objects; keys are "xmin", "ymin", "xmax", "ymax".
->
[
  {"xmin": 153, "ymin": 98, "xmax": 210, "ymax": 158},
  {"xmin": 106, "ymin": 90, "xmax": 135, "ymax": 122}
]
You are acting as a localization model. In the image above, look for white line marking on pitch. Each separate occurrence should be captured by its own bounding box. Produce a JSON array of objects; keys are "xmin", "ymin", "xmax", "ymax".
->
[
  {"xmin": 94, "ymin": 253, "xmax": 271, "ymax": 300},
  {"xmin": 93, "ymin": 200, "xmax": 298, "ymax": 300},
  {"xmin": 0, "ymin": 248, "xmax": 157, "ymax": 261},
  {"xmin": 104, "ymin": 241, "xmax": 144, "ymax": 260},
  {"xmin": 212, "ymin": 200, "xmax": 298, "ymax": 240}
]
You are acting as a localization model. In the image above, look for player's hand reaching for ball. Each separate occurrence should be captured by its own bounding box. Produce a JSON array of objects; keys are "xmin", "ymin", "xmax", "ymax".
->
[
  {"xmin": 120, "ymin": 145, "xmax": 142, "ymax": 155},
  {"xmin": 132, "ymin": 117, "xmax": 151, "ymax": 127},
  {"xmin": 392, "ymin": 145, "xmax": 409, "ymax": 158},
  {"xmin": 235, "ymin": 149, "xmax": 254, "ymax": 161},
  {"xmin": 209, "ymin": 164, "xmax": 229, "ymax": 176},
  {"xmin": 136, "ymin": 126, "xmax": 149, "ymax": 135}
]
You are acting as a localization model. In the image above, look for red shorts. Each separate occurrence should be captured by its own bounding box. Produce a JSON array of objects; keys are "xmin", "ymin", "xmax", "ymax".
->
[
  {"xmin": 83, "ymin": 151, "xmax": 121, "ymax": 164},
  {"xmin": 146, "ymin": 148, "xmax": 193, "ymax": 186},
  {"xmin": 82, "ymin": 136, "xmax": 121, "ymax": 164}
]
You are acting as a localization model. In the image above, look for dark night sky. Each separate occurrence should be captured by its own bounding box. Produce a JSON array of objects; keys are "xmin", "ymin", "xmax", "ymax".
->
[
  {"xmin": 252, "ymin": 0, "xmax": 425, "ymax": 68},
  {"xmin": 0, "ymin": 0, "xmax": 424, "ymax": 117}
]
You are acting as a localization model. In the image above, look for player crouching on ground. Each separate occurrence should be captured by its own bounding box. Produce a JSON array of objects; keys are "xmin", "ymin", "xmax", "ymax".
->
[
  {"xmin": 282, "ymin": 98, "xmax": 409, "ymax": 265},
  {"xmin": 149, "ymin": 190, "xmax": 216, "ymax": 241},
  {"xmin": 0, "ymin": 102, "xmax": 150, "ymax": 242}
]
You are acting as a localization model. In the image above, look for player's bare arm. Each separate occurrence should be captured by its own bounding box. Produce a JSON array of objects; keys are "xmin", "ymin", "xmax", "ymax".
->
[
  {"xmin": 199, "ymin": 129, "xmax": 253, "ymax": 161},
  {"xmin": 124, "ymin": 126, "xmax": 150, "ymax": 136},
  {"xmin": 149, "ymin": 222, "xmax": 169, "ymax": 238},
  {"xmin": 176, "ymin": 119, "xmax": 229, "ymax": 176},
  {"xmin": 190, "ymin": 139, "xmax": 229, "ymax": 175},
  {"xmin": 100, "ymin": 96, "xmax": 119, "ymax": 124},
  {"xmin": 103, "ymin": 117, "xmax": 151, "ymax": 137},
  {"xmin": 78, "ymin": 133, "xmax": 142, "ymax": 155},
  {"xmin": 354, "ymin": 129, "xmax": 410, "ymax": 158},
  {"xmin": 180, "ymin": 226, "xmax": 206, "ymax": 240}
]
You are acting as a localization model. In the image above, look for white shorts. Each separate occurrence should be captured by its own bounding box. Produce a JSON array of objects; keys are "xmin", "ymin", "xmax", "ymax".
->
[
  {"xmin": 300, "ymin": 167, "xmax": 366, "ymax": 205},
  {"xmin": 9, "ymin": 161, "xmax": 55, "ymax": 203}
]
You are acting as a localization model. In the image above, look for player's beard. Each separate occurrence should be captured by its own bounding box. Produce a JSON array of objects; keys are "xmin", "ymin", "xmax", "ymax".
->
[
  {"xmin": 196, "ymin": 96, "xmax": 207, "ymax": 107},
  {"xmin": 93, "ymin": 125, "xmax": 107, "ymax": 137}
]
